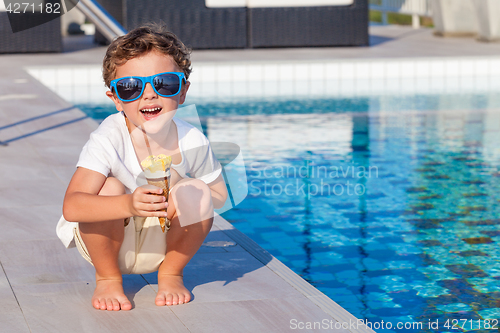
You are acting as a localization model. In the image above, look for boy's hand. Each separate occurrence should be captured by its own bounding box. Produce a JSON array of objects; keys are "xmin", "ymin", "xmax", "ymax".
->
[{"xmin": 129, "ymin": 185, "xmax": 169, "ymax": 217}]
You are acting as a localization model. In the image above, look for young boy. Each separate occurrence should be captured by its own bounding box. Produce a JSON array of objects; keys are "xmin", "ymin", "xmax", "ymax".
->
[{"xmin": 56, "ymin": 24, "xmax": 228, "ymax": 311}]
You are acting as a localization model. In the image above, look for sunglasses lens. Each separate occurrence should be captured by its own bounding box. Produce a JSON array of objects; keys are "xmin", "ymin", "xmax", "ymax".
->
[
  {"xmin": 153, "ymin": 74, "xmax": 181, "ymax": 96},
  {"xmin": 116, "ymin": 78, "xmax": 143, "ymax": 101}
]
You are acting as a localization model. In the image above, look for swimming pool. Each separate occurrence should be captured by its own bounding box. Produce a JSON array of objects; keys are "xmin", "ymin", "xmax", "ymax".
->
[{"xmin": 76, "ymin": 91, "xmax": 500, "ymax": 332}]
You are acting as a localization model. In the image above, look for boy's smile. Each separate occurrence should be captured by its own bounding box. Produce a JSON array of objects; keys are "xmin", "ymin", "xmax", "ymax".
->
[
  {"xmin": 141, "ymin": 105, "xmax": 163, "ymax": 120},
  {"xmin": 106, "ymin": 50, "xmax": 190, "ymax": 132}
]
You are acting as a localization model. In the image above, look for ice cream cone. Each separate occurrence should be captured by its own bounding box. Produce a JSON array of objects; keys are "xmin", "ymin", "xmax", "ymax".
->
[{"xmin": 141, "ymin": 154, "xmax": 172, "ymax": 232}]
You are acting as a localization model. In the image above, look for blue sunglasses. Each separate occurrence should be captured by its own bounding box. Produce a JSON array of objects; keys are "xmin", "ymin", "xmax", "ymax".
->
[{"xmin": 110, "ymin": 72, "xmax": 185, "ymax": 102}]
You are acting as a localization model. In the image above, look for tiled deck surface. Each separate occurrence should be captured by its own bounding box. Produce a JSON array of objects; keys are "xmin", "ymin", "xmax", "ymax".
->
[{"xmin": 0, "ymin": 25, "xmax": 499, "ymax": 333}]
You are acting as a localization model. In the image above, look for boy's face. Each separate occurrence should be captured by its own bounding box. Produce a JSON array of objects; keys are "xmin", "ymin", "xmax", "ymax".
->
[{"xmin": 106, "ymin": 50, "xmax": 190, "ymax": 131}]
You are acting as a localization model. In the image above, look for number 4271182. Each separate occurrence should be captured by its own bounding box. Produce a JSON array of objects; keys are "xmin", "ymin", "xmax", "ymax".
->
[
  {"xmin": 6, "ymin": 2, "xmax": 61, "ymax": 14},
  {"xmin": 444, "ymin": 319, "xmax": 498, "ymax": 330}
]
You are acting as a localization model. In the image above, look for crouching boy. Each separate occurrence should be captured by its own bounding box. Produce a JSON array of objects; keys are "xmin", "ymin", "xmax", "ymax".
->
[{"xmin": 56, "ymin": 24, "xmax": 228, "ymax": 311}]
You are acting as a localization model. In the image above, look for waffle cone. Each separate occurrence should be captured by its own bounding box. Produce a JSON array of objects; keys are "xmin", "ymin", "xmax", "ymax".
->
[{"xmin": 146, "ymin": 177, "xmax": 170, "ymax": 232}]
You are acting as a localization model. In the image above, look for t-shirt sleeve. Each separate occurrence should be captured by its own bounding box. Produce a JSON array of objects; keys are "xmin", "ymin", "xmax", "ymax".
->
[
  {"xmin": 183, "ymin": 135, "xmax": 222, "ymax": 184},
  {"xmin": 76, "ymin": 132, "xmax": 114, "ymax": 177}
]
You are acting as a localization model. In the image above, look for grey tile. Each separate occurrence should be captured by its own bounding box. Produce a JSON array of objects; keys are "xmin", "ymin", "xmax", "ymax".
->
[
  {"xmin": 25, "ymin": 121, "xmax": 94, "ymax": 149},
  {"xmin": 0, "ymin": 123, "xmax": 22, "ymax": 143},
  {"xmin": 0, "ymin": 160, "xmax": 57, "ymax": 182},
  {"xmin": 222, "ymin": 244, "xmax": 247, "ymax": 252},
  {"xmin": 8, "ymin": 91, "xmax": 71, "ymax": 112},
  {"xmin": 197, "ymin": 226, "xmax": 240, "ymax": 253},
  {"xmin": 196, "ymin": 246, "xmax": 226, "ymax": 254},
  {"xmin": 307, "ymin": 295, "xmax": 373, "ymax": 333},
  {"xmin": 0, "ymin": 239, "xmax": 95, "ymax": 286},
  {"xmin": 34, "ymin": 145, "xmax": 84, "ymax": 167},
  {"xmin": 0, "ymin": 264, "xmax": 30, "ymax": 333},
  {"xmin": 79, "ymin": 116, "xmax": 100, "ymax": 128},
  {"xmin": 171, "ymin": 296, "xmax": 350, "ymax": 333},
  {"xmin": 0, "ymin": 205, "xmax": 62, "ymax": 242},
  {"xmin": 13, "ymin": 280, "xmax": 189, "ymax": 333},
  {"xmin": 0, "ymin": 105, "xmax": 14, "ymax": 122},
  {"xmin": 0, "ymin": 178, "xmax": 66, "ymax": 208},
  {"xmin": 49, "ymin": 165, "xmax": 77, "ymax": 186},
  {"xmin": 14, "ymin": 109, "xmax": 89, "ymax": 136},
  {"xmin": 204, "ymin": 225, "xmax": 236, "ymax": 243},
  {"xmin": 142, "ymin": 251, "xmax": 303, "ymax": 304},
  {"xmin": 0, "ymin": 139, "xmax": 38, "ymax": 160},
  {"xmin": 0, "ymin": 106, "xmax": 94, "ymax": 151},
  {"xmin": 263, "ymin": 257, "xmax": 324, "ymax": 298}
]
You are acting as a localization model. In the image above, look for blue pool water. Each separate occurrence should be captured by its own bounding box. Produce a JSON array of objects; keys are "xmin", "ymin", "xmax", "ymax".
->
[{"xmin": 78, "ymin": 93, "xmax": 500, "ymax": 332}]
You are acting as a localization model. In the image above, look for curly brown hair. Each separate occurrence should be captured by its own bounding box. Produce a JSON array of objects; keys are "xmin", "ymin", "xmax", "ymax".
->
[{"xmin": 102, "ymin": 23, "xmax": 192, "ymax": 88}]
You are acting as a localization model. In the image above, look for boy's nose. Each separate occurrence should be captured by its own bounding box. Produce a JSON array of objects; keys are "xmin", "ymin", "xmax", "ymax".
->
[{"xmin": 142, "ymin": 82, "xmax": 157, "ymax": 99}]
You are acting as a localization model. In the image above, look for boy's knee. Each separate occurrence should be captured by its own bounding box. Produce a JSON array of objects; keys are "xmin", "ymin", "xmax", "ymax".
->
[
  {"xmin": 173, "ymin": 179, "xmax": 210, "ymax": 197},
  {"xmin": 99, "ymin": 177, "xmax": 126, "ymax": 196},
  {"xmin": 171, "ymin": 179, "xmax": 214, "ymax": 227},
  {"xmin": 172, "ymin": 179, "xmax": 212, "ymax": 209}
]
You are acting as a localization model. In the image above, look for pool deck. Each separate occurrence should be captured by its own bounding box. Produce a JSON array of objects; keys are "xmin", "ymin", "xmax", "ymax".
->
[{"xmin": 0, "ymin": 24, "xmax": 499, "ymax": 333}]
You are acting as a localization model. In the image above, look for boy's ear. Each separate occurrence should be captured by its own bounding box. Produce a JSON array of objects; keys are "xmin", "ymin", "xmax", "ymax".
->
[
  {"xmin": 178, "ymin": 81, "xmax": 190, "ymax": 105},
  {"xmin": 106, "ymin": 90, "xmax": 124, "ymax": 112}
]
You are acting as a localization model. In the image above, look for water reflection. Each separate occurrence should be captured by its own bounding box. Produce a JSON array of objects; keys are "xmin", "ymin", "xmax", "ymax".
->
[
  {"xmin": 210, "ymin": 106, "xmax": 500, "ymax": 331},
  {"xmin": 352, "ymin": 114, "xmax": 370, "ymax": 320}
]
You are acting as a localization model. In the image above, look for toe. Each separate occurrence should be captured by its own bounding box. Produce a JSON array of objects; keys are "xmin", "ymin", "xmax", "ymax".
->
[
  {"xmin": 182, "ymin": 292, "xmax": 191, "ymax": 304},
  {"xmin": 99, "ymin": 298, "xmax": 107, "ymax": 310},
  {"xmin": 171, "ymin": 294, "xmax": 179, "ymax": 305},
  {"xmin": 106, "ymin": 298, "xmax": 114, "ymax": 311},
  {"xmin": 111, "ymin": 298, "xmax": 120, "ymax": 311},
  {"xmin": 92, "ymin": 298, "xmax": 101, "ymax": 310},
  {"xmin": 155, "ymin": 293, "xmax": 166, "ymax": 306},
  {"xmin": 165, "ymin": 293, "xmax": 173, "ymax": 306},
  {"xmin": 121, "ymin": 300, "xmax": 132, "ymax": 311}
]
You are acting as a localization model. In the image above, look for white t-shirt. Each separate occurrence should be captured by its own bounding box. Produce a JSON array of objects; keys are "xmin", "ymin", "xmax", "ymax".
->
[{"xmin": 56, "ymin": 112, "xmax": 222, "ymax": 248}]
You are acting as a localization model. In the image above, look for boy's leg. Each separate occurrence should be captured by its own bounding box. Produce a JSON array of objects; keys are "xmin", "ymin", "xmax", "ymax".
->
[
  {"xmin": 78, "ymin": 177, "xmax": 132, "ymax": 311},
  {"xmin": 155, "ymin": 178, "xmax": 214, "ymax": 306}
]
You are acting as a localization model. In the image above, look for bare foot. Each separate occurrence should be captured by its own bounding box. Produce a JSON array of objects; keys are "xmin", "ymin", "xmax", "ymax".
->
[
  {"xmin": 155, "ymin": 274, "xmax": 191, "ymax": 306},
  {"xmin": 92, "ymin": 278, "xmax": 132, "ymax": 311}
]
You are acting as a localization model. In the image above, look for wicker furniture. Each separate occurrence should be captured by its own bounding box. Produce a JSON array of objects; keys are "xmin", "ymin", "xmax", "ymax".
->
[
  {"xmin": 248, "ymin": 0, "xmax": 369, "ymax": 47},
  {"xmin": 0, "ymin": 11, "xmax": 62, "ymax": 53},
  {"xmin": 94, "ymin": 0, "xmax": 368, "ymax": 49},
  {"xmin": 95, "ymin": 0, "xmax": 247, "ymax": 48},
  {"xmin": 128, "ymin": 0, "xmax": 247, "ymax": 49}
]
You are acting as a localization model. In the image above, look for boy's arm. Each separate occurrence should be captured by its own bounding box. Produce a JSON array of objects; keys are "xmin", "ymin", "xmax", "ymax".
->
[
  {"xmin": 207, "ymin": 174, "xmax": 228, "ymax": 210},
  {"xmin": 63, "ymin": 167, "xmax": 168, "ymax": 223}
]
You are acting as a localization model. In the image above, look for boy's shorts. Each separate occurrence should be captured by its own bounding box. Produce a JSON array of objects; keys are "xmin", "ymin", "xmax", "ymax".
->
[{"xmin": 74, "ymin": 216, "xmax": 168, "ymax": 275}]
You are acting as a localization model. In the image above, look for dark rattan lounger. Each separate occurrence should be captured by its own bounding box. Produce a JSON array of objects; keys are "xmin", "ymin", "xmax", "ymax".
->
[
  {"xmin": 94, "ymin": 0, "xmax": 368, "ymax": 49},
  {"xmin": 248, "ymin": 0, "xmax": 369, "ymax": 47},
  {"xmin": 95, "ymin": 0, "xmax": 247, "ymax": 49},
  {"xmin": 0, "ymin": 11, "xmax": 62, "ymax": 53}
]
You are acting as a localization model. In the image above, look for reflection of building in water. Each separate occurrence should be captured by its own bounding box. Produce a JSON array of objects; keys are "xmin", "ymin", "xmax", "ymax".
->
[
  {"xmin": 351, "ymin": 112, "xmax": 370, "ymax": 319},
  {"xmin": 205, "ymin": 112, "xmax": 354, "ymax": 158},
  {"xmin": 373, "ymin": 94, "xmax": 500, "ymax": 165},
  {"xmin": 436, "ymin": 94, "xmax": 500, "ymax": 167},
  {"xmin": 483, "ymin": 111, "xmax": 500, "ymax": 166},
  {"xmin": 421, "ymin": 98, "xmax": 500, "ymax": 167}
]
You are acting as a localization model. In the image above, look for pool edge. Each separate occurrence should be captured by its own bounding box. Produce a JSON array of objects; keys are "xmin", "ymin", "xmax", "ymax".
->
[{"xmin": 213, "ymin": 213, "xmax": 375, "ymax": 333}]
